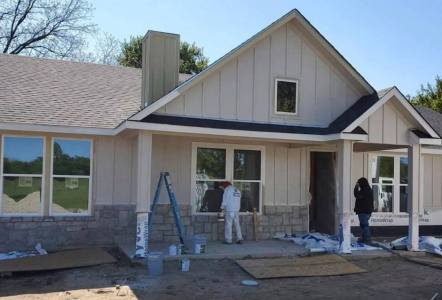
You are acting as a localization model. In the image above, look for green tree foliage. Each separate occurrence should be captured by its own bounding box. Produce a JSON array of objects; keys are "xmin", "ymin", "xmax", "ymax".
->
[
  {"xmin": 118, "ymin": 36, "xmax": 209, "ymax": 74},
  {"xmin": 53, "ymin": 142, "xmax": 90, "ymax": 176},
  {"xmin": 410, "ymin": 76, "xmax": 442, "ymax": 113},
  {"xmin": 3, "ymin": 157, "xmax": 43, "ymax": 174}
]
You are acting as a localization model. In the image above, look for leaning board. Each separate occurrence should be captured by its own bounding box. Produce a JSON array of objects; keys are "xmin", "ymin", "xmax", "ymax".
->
[{"xmin": 236, "ymin": 254, "xmax": 367, "ymax": 279}]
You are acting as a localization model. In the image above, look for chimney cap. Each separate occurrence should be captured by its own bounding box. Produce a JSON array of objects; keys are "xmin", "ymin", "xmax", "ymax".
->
[{"xmin": 143, "ymin": 30, "xmax": 180, "ymax": 40}]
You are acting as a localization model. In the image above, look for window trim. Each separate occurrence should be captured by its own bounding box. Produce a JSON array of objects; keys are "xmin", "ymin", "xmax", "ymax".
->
[
  {"xmin": 0, "ymin": 134, "xmax": 46, "ymax": 216},
  {"xmin": 369, "ymin": 153, "xmax": 408, "ymax": 215},
  {"xmin": 191, "ymin": 142, "xmax": 265, "ymax": 216},
  {"xmin": 49, "ymin": 137, "xmax": 93, "ymax": 216},
  {"xmin": 274, "ymin": 78, "xmax": 299, "ymax": 116}
]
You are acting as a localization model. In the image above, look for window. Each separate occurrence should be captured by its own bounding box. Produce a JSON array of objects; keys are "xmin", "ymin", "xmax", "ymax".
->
[
  {"xmin": 370, "ymin": 154, "xmax": 408, "ymax": 214},
  {"xmin": 275, "ymin": 79, "xmax": 298, "ymax": 115},
  {"xmin": 1, "ymin": 136, "xmax": 44, "ymax": 215},
  {"xmin": 193, "ymin": 144, "xmax": 264, "ymax": 214},
  {"xmin": 50, "ymin": 138, "xmax": 92, "ymax": 215}
]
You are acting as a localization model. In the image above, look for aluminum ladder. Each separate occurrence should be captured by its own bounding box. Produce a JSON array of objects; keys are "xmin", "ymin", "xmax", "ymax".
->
[{"xmin": 148, "ymin": 172, "xmax": 185, "ymax": 245}]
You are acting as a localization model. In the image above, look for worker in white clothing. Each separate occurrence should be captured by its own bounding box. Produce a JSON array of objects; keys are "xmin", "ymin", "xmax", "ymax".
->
[{"xmin": 220, "ymin": 181, "xmax": 243, "ymax": 244}]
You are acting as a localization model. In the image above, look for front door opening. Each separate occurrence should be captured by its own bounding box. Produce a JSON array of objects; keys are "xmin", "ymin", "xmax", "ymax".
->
[{"xmin": 309, "ymin": 152, "xmax": 336, "ymax": 234}]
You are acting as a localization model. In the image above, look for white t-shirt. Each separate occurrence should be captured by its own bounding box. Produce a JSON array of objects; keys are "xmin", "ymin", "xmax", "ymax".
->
[{"xmin": 221, "ymin": 185, "xmax": 241, "ymax": 212}]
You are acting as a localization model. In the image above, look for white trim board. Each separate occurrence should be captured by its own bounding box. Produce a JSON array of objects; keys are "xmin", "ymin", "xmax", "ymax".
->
[
  {"xmin": 129, "ymin": 9, "xmax": 375, "ymax": 122},
  {"xmin": 344, "ymin": 87, "xmax": 440, "ymax": 139}
]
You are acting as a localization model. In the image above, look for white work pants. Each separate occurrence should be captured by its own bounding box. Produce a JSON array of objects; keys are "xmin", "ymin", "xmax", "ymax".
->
[{"xmin": 224, "ymin": 211, "xmax": 243, "ymax": 243}]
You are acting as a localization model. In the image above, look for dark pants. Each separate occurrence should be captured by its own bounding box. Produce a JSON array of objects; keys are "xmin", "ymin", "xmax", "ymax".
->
[{"xmin": 358, "ymin": 213, "xmax": 371, "ymax": 242}]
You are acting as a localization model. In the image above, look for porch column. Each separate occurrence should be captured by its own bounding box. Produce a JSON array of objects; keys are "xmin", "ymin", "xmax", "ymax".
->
[
  {"xmin": 337, "ymin": 140, "xmax": 352, "ymax": 254},
  {"xmin": 407, "ymin": 144, "xmax": 421, "ymax": 251},
  {"xmin": 135, "ymin": 131, "xmax": 152, "ymax": 258}
]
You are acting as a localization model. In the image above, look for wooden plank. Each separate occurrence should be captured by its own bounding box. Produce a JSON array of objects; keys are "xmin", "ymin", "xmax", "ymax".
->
[
  {"xmin": 203, "ymin": 72, "xmax": 220, "ymax": 118},
  {"xmin": 237, "ymin": 49, "xmax": 254, "ymax": 121},
  {"xmin": 0, "ymin": 248, "xmax": 116, "ymax": 273},
  {"xmin": 264, "ymin": 145, "xmax": 275, "ymax": 206},
  {"xmin": 288, "ymin": 148, "xmax": 301, "ymax": 205},
  {"xmin": 253, "ymin": 37, "xmax": 271, "ymax": 122},
  {"xmin": 274, "ymin": 147, "xmax": 288, "ymax": 205},
  {"xmin": 236, "ymin": 255, "xmax": 366, "ymax": 279},
  {"xmin": 220, "ymin": 60, "xmax": 237, "ymax": 119},
  {"xmin": 184, "ymin": 83, "xmax": 203, "ymax": 116}
]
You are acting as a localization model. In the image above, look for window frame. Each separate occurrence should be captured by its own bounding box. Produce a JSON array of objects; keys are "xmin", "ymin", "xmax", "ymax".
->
[
  {"xmin": 49, "ymin": 137, "xmax": 93, "ymax": 216},
  {"xmin": 191, "ymin": 142, "xmax": 265, "ymax": 216},
  {"xmin": 274, "ymin": 78, "xmax": 299, "ymax": 116},
  {"xmin": 0, "ymin": 134, "xmax": 46, "ymax": 216},
  {"xmin": 369, "ymin": 153, "xmax": 408, "ymax": 215}
]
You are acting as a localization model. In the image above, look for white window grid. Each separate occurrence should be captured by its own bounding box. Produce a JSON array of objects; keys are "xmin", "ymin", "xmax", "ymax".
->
[
  {"xmin": 49, "ymin": 137, "xmax": 93, "ymax": 216},
  {"xmin": 191, "ymin": 142, "xmax": 265, "ymax": 215},
  {"xmin": 0, "ymin": 135, "xmax": 45, "ymax": 216}
]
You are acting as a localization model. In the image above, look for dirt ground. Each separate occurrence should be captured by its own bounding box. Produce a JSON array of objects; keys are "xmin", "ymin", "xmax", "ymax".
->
[{"xmin": 0, "ymin": 253, "xmax": 441, "ymax": 300}]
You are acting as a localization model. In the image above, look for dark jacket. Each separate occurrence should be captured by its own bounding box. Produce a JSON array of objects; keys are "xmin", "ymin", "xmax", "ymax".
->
[{"xmin": 354, "ymin": 185, "xmax": 374, "ymax": 214}]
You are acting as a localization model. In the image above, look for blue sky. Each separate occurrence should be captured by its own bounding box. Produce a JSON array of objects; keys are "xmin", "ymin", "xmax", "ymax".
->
[{"xmin": 91, "ymin": 0, "xmax": 442, "ymax": 96}]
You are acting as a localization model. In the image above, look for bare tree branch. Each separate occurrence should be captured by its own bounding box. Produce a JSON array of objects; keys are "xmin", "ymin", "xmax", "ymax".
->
[{"xmin": 0, "ymin": 0, "xmax": 96, "ymax": 58}]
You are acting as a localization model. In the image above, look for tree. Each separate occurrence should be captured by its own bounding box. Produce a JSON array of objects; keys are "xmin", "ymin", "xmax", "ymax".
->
[
  {"xmin": 0, "ymin": 0, "xmax": 96, "ymax": 59},
  {"xmin": 410, "ymin": 76, "xmax": 442, "ymax": 113},
  {"xmin": 118, "ymin": 36, "xmax": 209, "ymax": 74}
]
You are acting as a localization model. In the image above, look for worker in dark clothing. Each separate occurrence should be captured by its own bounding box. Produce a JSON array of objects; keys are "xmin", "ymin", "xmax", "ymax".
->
[
  {"xmin": 201, "ymin": 182, "xmax": 224, "ymax": 212},
  {"xmin": 354, "ymin": 177, "xmax": 374, "ymax": 243}
]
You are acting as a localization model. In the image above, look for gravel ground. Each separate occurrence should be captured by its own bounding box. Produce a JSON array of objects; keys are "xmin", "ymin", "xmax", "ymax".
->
[{"xmin": 0, "ymin": 253, "xmax": 441, "ymax": 300}]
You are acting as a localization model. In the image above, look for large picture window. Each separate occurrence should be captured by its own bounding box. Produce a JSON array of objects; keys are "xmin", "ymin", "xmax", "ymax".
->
[
  {"xmin": 193, "ymin": 144, "xmax": 264, "ymax": 214},
  {"xmin": 50, "ymin": 138, "xmax": 92, "ymax": 215},
  {"xmin": 0, "ymin": 136, "xmax": 44, "ymax": 215},
  {"xmin": 275, "ymin": 78, "xmax": 298, "ymax": 115},
  {"xmin": 370, "ymin": 154, "xmax": 408, "ymax": 214}
]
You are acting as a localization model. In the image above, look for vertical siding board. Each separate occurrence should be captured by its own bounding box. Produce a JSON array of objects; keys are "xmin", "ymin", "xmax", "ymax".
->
[
  {"xmin": 368, "ymin": 107, "xmax": 383, "ymax": 143},
  {"xmin": 286, "ymin": 25, "xmax": 302, "ymax": 79},
  {"xmin": 237, "ymin": 49, "xmax": 254, "ymax": 121},
  {"xmin": 264, "ymin": 145, "xmax": 275, "ymax": 206},
  {"xmin": 203, "ymin": 73, "xmax": 221, "ymax": 118},
  {"xmin": 423, "ymin": 155, "xmax": 433, "ymax": 209},
  {"xmin": 269, "ymin": 26, "xmax": 287, "ymax": 121},
  {"xmin": 184, "ymin": 83, "xmax": 203, "ymax": 116},
  {"xmin": 382, "ymin": 102, "xmax": 397, "ymax": 144},
  {"xmin": 433, "ymin": 156, "xmax": 442, "ymax": 208},
  {"xmin": 315, "ymin": 58, "xmax": 331, "ymax": 125},
  {"xmin": 113, "ymin": 137, "xmax": 132, "ymax": 205},
  {"xmin": 288, "ymin": 148, "xmax": 301, "ymax": 205},
  {"xmin": 253, "ymin": 37, "xmax": 271, "ymax": 122},
  {"xmin": 300, "ymin": 44, "xmax": 316, "ymax": 125},
  {"xmin": 300, "ymin": 148, "xmax": 307, "ymax": 206},
  {"xmin": 95, "ymin": 137, "xmax": 115, "ymax": 205},
  {"xmin": 274, "ymin": 147, "xmax": 288, "ymax": 205},
  {"xmin": 330, "ymin": 72, "xmax": 347, "ymax": 122},
  {"xmin": 165, "ymin": 95, "xmax": 185, "ymax": 115},
  {"xmin": 396, "ymin": 114, "xmax": 409, "ymax": 145},
  {"xmin": 219, "ymin": 60, "xmax": 237, "ymax": 119}
]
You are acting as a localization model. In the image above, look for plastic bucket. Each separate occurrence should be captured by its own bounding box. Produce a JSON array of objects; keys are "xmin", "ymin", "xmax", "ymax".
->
[
  {"xmin": 147, "ymin": 252, "xmax": 163, "ymax": 276},
  {"xmin": 193, "ymin": 234, "xmax": 207, "ymax": 254},
  {"xmin": 181, "ymin": 258, "xmax": 190, "ymax": 272}
]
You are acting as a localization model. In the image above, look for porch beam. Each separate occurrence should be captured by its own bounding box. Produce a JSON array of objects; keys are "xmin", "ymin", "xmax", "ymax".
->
[
  {"xmin": 337, "ymin": 140, "xmax": 352, "ymax": 254},
  {"xmin": 135, "ymin": 131, "xmax": 153, "ymax": 257},
  {"xmin": 407, "ymin": 144, "xmax": 421, "ymax": 251}
]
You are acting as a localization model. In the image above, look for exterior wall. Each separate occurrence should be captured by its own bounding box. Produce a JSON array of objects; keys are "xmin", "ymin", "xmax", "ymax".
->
[
  {"xmin": 0, "ymin": 205, "xmax": 136, "ymax": 252},
  {"xmin": 423, "ymin": 154, "xmax": 442, "ymax": 210},
  {"xmin": 161, "ymin": 21, "xmax": 363, "ymax": 127},
  {"xmin": 360, "ymin": 98, "xmax": 422, "ymax": 145},
  {"xmin": 150, "ymin": 134, "xmax": 309, "ymax": 207},
  {"xmin": 149, "ymin": 204, "xmax": 308, "ymax": 242},
  {"xmin": 0, "ymin": 131, "xmax": 137, "ymax": 251}
]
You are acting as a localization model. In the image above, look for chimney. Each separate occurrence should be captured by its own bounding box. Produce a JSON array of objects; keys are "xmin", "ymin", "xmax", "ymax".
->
[{"xmin": 141, "ymin": 31, "xmax": 180, "ymax": 107}]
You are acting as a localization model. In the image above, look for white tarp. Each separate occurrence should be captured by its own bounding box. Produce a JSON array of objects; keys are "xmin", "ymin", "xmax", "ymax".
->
[
  {"xmin": 277, "ymin": 232, "xmax": 381, "ymax": 253},
  {"xmin": 391, "ymin": 236, "xmax": 442, "ymax": 256},
  {"xmin": 0, "ymin": 243, "xmax": 47, "ymax": 261}
]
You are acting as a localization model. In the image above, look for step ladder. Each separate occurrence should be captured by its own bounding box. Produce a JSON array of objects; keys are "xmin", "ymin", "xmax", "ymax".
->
[{"xmin": 148, "ymin": 172, "xmax": 185, "ymax": 246}]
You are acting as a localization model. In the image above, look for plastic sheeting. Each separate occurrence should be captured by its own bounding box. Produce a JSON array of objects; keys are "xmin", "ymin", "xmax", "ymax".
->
[
  {"xmin": 391, "ymin": 236, "xmax": 442, "ymax": 256},
  {"xmin": 0, "ymin": 243, "xmax": 47, "ymax": 261},
  {"xmin": 277, "ymin": 232, "xmax": 381, "ymax": 253}
]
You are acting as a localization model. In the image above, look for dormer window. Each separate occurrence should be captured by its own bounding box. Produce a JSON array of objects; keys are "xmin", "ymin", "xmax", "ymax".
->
[{"xmin": 274, "ymin": 78, "xmax": 298, "ymax": 115}]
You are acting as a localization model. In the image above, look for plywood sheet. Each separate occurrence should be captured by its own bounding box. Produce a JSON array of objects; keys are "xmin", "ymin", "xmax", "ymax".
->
[
  {"xmin": 0, "ymin": 248, "xmax": 116, "ymax": 273},
  {"xmin": 236, "ymin": 254, "xmax": 366, "ymax": 279}
]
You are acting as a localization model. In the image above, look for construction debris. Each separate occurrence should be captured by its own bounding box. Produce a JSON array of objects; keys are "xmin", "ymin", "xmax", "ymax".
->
[
  {"xmin": 276, "ymin": 232, "xmax": 381, "ymax": 253},
  {"xmin": 391, "ymin": 236, "xmax": 442, "ymax": 256},
  {"xmin": 0, "ymin": 243, "xmax": 47, "ymax": 261}
]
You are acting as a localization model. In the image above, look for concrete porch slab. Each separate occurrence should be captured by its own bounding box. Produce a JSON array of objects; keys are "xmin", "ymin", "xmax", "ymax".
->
[{"xmin": 120, "ymin": 239, "xmax": 308, "ymax": 262}]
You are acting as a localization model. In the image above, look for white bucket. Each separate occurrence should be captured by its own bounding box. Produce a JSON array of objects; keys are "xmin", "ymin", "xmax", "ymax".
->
[
  {"xmin": 181, "ymin": 258, "xmax": 190, "ymax": 272},
  {"xmin": 168, "ymin": 244, "xmax": 177, "ymax": 256}
]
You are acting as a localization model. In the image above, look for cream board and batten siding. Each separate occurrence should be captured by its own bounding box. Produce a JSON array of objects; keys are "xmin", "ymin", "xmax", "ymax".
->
[
  {"xmin": 149, "ymin": 134, "xmax": 309, "ymax": 208},
  {"xmin": 161, "ymin": 22, "xmax": 363, "ymax": 127}
]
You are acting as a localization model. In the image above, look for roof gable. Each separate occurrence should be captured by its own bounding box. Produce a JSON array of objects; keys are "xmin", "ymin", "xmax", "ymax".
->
[{"xmin": 130, "ymin": 9, "xmax": 376, "ymax": 121}]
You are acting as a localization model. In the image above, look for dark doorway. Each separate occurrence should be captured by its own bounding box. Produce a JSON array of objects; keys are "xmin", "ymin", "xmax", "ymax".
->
[{"xmin": 309, "ymin": 152, "xmax": 336, "ymax": 234}]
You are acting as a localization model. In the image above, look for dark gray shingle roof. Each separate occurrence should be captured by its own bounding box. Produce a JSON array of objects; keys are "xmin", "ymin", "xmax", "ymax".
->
[{"xmin": 416, "ymin": 106, "xmax": 442, "ymax": 137}]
